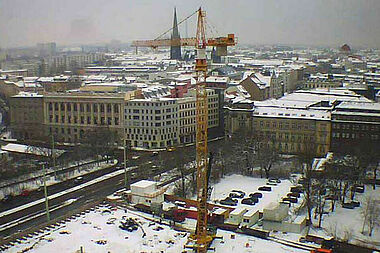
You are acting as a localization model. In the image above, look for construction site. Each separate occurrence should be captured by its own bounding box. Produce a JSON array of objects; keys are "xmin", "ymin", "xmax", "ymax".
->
[{"xmin": 1, "ymin": 6, "xmax": 380, "ymax": 253}]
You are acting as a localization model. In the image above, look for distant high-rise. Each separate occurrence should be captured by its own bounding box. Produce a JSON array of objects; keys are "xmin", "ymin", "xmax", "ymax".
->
[{"xmin": 170, "ymin": 8, "xmax": 181, "ymax": 60}]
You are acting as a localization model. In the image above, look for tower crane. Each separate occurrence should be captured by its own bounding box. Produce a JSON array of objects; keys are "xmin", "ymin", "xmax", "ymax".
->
[
  {"xmin": 132, "ymin": 7, "xmax": 237, "ymax": 252},
  {"xmin": 131, "ymin": 9, "xmax": 236, "ymax": 58}
]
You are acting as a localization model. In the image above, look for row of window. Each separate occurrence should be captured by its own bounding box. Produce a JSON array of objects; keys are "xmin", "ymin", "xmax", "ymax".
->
[
  {"xmin": 257, "ymin": 120, "xmax": 316, "ymax": 130},
  {"xmin": 332, "ymin": 123, "xmax": 380, "ymax": 131},
  {"xmin": 48, "ymin": 115, "xmax": 119, "ymax": 125},
  {"xmin": 128, "ymin": 101, "xmax": 176, "ymax": 107},
  {"xmin": 127, "ymin": 133, "xmax": 177, "ymax": 141},
  {"xmin": 48, "ymin": 102, "xmax": 120, "ymax": 113},
  {"xmin": 127, "ymin": 108, "xmax": 176, "ymax": 114},
  {"xmin": 332, "ymin": 132, "xmax": 379, "ymax": 140},
  {"xmin": 127, "ymin": 126, "xmax": 177, "ymax": 135},
  {"xmin": 258, "ymin": 131, "xmax": 316, "ymax": 142}
]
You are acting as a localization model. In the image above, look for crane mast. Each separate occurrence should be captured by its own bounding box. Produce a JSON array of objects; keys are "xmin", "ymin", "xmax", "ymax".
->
[{"xmin": 194, "ymin": 7, "xmax": 211, "ymax": 253}]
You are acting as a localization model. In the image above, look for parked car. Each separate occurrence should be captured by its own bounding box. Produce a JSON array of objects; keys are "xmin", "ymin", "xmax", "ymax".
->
[
  {"xmin": 241, "ymin": 198, "xmax": 256, "ymax": 205},
  {"xmin": 152, "ymin": 152, "xmax": 159, "ymax": 157},
  {"xmin": 258, "ymin": 186, "xmax": 271, "ymax": 192},
  {"xmin": 290, "ymin": 186, "xmax": 303, "ymax": 193},
  {"xmin": 249, "ymin": 192, "xmax": 263, "ymax": 199},
  {"xmin": 230, "ymin": 190, "xmax": 245, "ymax": 198},
  {"xmin": 266, "ymin": 182, "xmax": 277, "ymax": 186},
  {"xmin": 220, "ymin": 198, "xmax": 237, "ymax": 206},
  {"xmin": 351, "ymin": 201, "xmax": 360, "ymax": 207},
  {"xmin": 268, "ymin": 178, "xmax": 281, "ymax": 184},
  {"xmin": 287, "ymin": 192, "xmax": 300, "ymax": 198},
  {"xmin": 342, "ymin": 202, "xmax": 355, "ymax": 209},
  {"xmin": 282, "ymin": 197, "xmax": 297, "ymax": 203},
  {"xmin": 354, "ymin": 185, "xmax": 365, "ymax": 193},
  {"xmin": 166, "ymin": 147, "xmax": 175, "ymax": 152},
  {"xmin": 229, "ymin": 191, "xmax": 245, "ymax": 198}
]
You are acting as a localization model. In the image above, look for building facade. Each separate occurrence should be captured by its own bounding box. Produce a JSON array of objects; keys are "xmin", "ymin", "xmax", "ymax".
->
[
  {"xmin": 331, "ymin": 101, "xmax": 380, "ymax": 153},
  {"xmin": 9, "ymin": 93, "xmax": 45, "ymax": 140},
  {"xmin": 42, "ymin": 91, "xmax": 138, "ymax": 143}
]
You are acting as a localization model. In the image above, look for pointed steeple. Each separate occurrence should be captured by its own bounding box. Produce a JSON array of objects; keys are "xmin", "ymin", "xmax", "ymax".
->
[
  {"xmin": 172, "ymin": 7, "xmax": 180, "ymax": 39},
  {"xmin": 170, "ymin": 7, "xmax": 182, "ymax": 60}
]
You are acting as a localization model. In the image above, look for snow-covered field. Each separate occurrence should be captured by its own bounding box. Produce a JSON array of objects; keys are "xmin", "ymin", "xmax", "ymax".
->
[
  {"xmin": 3, "ymin": 204, "xmax": 308, "ymax": 253},
  {"xmin": 310, "ymin": 185, "xmax": 380, "ymax": 249}
]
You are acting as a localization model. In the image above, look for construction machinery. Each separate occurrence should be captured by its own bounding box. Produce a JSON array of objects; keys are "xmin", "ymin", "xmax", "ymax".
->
[
  {"xmin": 131, "ymin": 9, "xmax": 236, "ymax": 58},
  {"xmin": 132, "ymin": 7, "xmax": 236, "ymax": 252}
]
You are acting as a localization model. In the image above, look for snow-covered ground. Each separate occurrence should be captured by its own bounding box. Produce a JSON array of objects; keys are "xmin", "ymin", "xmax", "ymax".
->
[
  {"xmin": 310, "ymin": 185, "xmax": 380, "ymax": 250},
  {"xmin": 3, "ymin": 204, "xmax": 309, "ymax": 253}
]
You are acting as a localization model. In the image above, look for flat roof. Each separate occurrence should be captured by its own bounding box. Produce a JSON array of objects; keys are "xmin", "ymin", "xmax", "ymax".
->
[{"xmin": 131, "ymin": 180, "xmax": 156, "ymax": 188}]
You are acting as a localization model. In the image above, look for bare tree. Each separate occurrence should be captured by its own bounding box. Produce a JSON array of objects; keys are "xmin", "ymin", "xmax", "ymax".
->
[
  {"xmin": 361, "ymin": 194, "xmax": 380, "ymax": 236},
  {"xmin": 255, "ymin": 138, "xmax": 279, "ymax": 179},
  {"xmin": 298, "ymin": 144, "xmax": 316, "ymax": 227},
  {"xmin": 314, "ymin": 173, "xmax": 328, "ymax": 228}
]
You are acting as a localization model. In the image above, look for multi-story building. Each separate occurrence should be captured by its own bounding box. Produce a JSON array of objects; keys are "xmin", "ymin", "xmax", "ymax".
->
[
  {"xmin": 252, "ymin": 107, "xmax": 331, "ymax": 156},
  {"xmin": 9, "ymin": 92, "xmax": 45, "ymax": 140},
  {"xmin": 125, "ymin": 98, "xmax": 179, "ymax": 149},
  {"xmin": 125, "ymin": 89, "xmax": 220, "ymax": 149},
  {"xmin": 43, "ymin": 91, "xmax": 138, "ymax": 143},
  {"xmin": 240, "ymin": 72, "xmax": 284, "ymax": 101},
  {"xmin": 224, "ymin": 89, "xmax": 372, "ymax": 157},
  {"xmin": 331, "ymin": 101, "xmax": 380, "ymax": 153}
]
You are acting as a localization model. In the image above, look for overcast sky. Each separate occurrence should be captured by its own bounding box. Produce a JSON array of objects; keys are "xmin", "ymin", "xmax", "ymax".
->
[{"xmin": 1, "ymin": 0, "xmax": 380, "ymax": 49}]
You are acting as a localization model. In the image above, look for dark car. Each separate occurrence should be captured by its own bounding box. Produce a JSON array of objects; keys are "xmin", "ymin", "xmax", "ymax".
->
[
  {"xmin": 229, "ymin": 191, "xmax": 245, "ymax": 198},
  {"xmin": 354, "ymin": 185, "xmax": 365, "ymax": 193},
  {"xmin": 241, "ymin": 198, "xmax": 256, "ymax": 205},
  {"xmin": 258, "ymin": 186, "xmax": 272, "ymax": 192},
  {"xmin": 268, "ymin": 178, "xmax": 281, "ymax": 184},
  {"xmin": 351, "ymin": 201, "xmax": 360, "ymax": 207},
  {"xmin": 287, "ymin": 192, "xmax": 300, "ymax": 198},
  {"xmin": 282, "ymin": 197, "xmax": 298, "ymax": 203},
  {"xmin": 220, "ymin": 198, "xmax": 237, "ymax": 206},
  {"xmin": 249, "ymin": 192, "xmax": 263, "ymax": 199},
  {"xmin": 290, "ymin": 186, "xmax": 303, "ymax": 193},
  {"xmin": 342, "ymin": 202, "xmax": 355, "ymax": 209}
]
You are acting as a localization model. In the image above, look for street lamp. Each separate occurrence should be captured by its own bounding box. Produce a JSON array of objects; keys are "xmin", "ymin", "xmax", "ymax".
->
[
  {"xmin": 123, "ymin": 128, "xmax": 128, "ymax": 189},
  {"xmin": 40, "ymin": 161, "xmax": 50, "ymax": 221}
]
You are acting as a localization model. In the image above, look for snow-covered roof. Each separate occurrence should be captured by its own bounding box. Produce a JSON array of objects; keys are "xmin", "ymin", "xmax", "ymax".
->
[
  {"xmin": 253, "ymin": 107, "xmax": 330, "ymax": 121},
  {"xmin": 1, "ymin": 143, "xmax": 64, "ymax": 157},
  {"xmin": 131, "ymin": 180, "xmax": 156, "ymax": 188}
]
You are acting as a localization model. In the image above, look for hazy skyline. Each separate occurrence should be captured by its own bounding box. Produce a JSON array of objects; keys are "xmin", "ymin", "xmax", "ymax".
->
[{"xmin": 1, "ymin": 0, "xmax": 380, "ymax": 49}]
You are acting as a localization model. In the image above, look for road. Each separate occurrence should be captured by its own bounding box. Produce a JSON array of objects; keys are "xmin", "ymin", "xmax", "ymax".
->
[{"xmin": 0, "ymin": 139, "xmax": 222, "ymax": 240}]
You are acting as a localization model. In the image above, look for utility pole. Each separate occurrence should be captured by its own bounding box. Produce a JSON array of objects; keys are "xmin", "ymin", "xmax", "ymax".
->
[
  {"xmin": 123, "ymin": 127, "xmax": 128, "ymax": 189},
  {"xmin": 51, "ymin": 134, "xmax": 56, "ymax": 177},
  {"xmin": 43, "ymin": 163, "xmax": 50, "ymax": 221}
]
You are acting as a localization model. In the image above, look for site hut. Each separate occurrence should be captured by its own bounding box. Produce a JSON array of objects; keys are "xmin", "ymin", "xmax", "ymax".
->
[
  {"xmin": 225, "ymin": 207, "xmax": 248, "ymax": 226},
  {"xmin": 210, "ymin": 207, "xmax": 230, "ymax": 224},
  {"xmin": 262, "ymin": 202, "xmax": 289, "ymax": 222},
  {"xmin": 241, "ymin": 209, "xmax": 260, "ymax": 228},
  {"xmin": 130, "ymin": 180, "xmax": 166, "ymax": 207}
]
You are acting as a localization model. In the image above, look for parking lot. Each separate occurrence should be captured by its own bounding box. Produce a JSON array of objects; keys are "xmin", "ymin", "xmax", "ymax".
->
[{"xmin": 209, "ymin": 174, "xmax": 302, "ymax": 213}]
